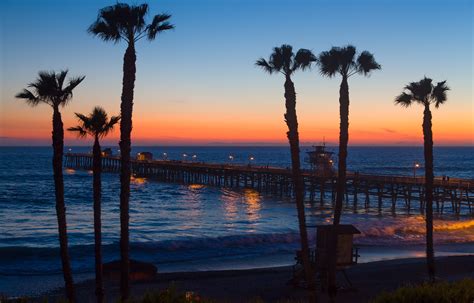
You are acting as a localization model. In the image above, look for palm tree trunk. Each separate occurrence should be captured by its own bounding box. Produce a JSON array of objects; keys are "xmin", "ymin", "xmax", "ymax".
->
[
  {"xmin": 423, "ymin": 104, "xmax": 436, "ymax": 282},
  {"xmin": 284, "ymin": 76, "xmax": 316, "ymax": 301},
  {"xmin": 52, "ymin": 105, "xmax": 75, "ymax": 302},
  {"xmin": 119, "ymin": 42, "xmax": 136, "ymax": 301},
  {"xmin": 93, "ymin": 136, "xmax": 104, "ymax": 303},
  {"xmin": 328, "ymin": 75, "xmax": 350, "ymax": 302}
]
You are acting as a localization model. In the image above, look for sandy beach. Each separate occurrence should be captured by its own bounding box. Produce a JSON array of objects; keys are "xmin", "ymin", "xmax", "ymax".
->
[{"xmin": 36, "ymin": 255, "xmax": 474, "ymax": 302}]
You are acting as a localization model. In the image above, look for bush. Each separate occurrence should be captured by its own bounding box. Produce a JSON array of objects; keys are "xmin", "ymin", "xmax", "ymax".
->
[
  {"xmin": 134, "ymin": 285, "xmax": 213, "ymax": 303},
  {"xmin": 371, "ymin": 278, "xmax": 474, "ymax": 303}
]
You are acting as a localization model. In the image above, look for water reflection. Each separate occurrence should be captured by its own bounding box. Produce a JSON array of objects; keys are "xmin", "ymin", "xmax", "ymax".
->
[
  {"xmin": 243, "ymin": 188, "xmax": 262, "ymax": 223},
  {"xmin": 182, "ymin": 184, "xmax": 204, "ymax": 222},
  {"xmin": 130, "ymin": 176, "xmax": 147, "ymax": 185},
  {"xmin": 221, "ymin": 189, "xmax": 239, "ymax": 224}
]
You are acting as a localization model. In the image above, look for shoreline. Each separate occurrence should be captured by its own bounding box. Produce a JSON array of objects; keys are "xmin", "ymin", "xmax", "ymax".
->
[{"xmin": 36, "ymin": 255, "xmax": 474, "ymax": 302}]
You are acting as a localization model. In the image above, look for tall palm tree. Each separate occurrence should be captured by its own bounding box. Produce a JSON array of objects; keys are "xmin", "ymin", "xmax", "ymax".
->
[
  {"xmin": 68, "ymin": 107, "xmax": 120, "ymax": 303},
  {"xmin": 16, "ymin": 70, "xmax": 85, "ymax": 302},
  {"xmin": 395, "ymin": 77, "xmax": 449, "ymax": 282},
  {"xmin": 317, "ymin": 45, "xmax": 380, "ymax": 300},
  {"xmin": 256, "ymin": 44, "xmax": 317, "ymax": 300},
  {"xmin": 88, "ymin": 3, "xmax": 173, "ymax": 299}
]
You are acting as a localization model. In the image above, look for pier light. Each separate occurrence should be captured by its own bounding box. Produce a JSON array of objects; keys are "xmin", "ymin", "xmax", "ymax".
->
[
  {"xmin": 248, "ymin": 156, "xmax": 255, "ymax": 166},
  {"xmin": 229, "ymin": 155, "xmax": 234, "ymax": 161},
  {"xmin": 192, "ymin": 154, "xmax": 197, "ymax": 161},
  {"xmin": 413, "ymin": 162, "xmax": 421, "ymax": 178},
  {"xmin": 68, "ymin": 148, "xmax": 72, "ymax": 152},
  {"xmin": 183, "ymin": 153, "xmax": 188, "ymax": 161},
  {"xmin": 163, "ymin": 152, "xmax": 168, "ymax": 160}
]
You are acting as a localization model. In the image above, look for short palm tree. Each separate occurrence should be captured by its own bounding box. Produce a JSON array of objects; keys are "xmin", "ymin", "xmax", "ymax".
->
[
  {"xmin": 395, "ymin": 77, "xmax": 449, "ymax": 282},
  {"xmin": 16, "ymin": 70, "xmax": 85, "ymax": 302},
  {"xmin": 318, "ymin": 45, "xmax": 380, "ymax": 300},
  {"xmin": 88, "ymin": 3, "xmax": 173, "ymax": 299},
  {"xmin": 68, "ymin": 107, "xmax": 120, "ymax": 303},
  {"xmin": 256, "ymin": 44, "xmax": 317, "ymax": 299}
]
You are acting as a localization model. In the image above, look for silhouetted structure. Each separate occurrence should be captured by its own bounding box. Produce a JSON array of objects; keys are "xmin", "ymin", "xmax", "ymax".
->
[
  {"xmin": 16, "ymin": 70, "xmax": 85, "ymax": 302},
  {"xmin": 395, "ymin": 77, "xmax": 450, "ymax": 283},
  {"xmin": 318, "ymin": 45, "xmax": 380, "ymax": 301},
  {"xmin": 137, "ymin": 152, "xmax": 153, "ymax": 161},
  {"xmin": 65, "ymin": 153, "xmax": 473, "ymax": 216},
  {"xmin": 88, "ymin": 3, "xmax": 174, "ymax": 300},
  {"xmin": 68, "ymin": 107, "xmax": 119, "ymax": 303},
  {"xmin": 256, "ymin": 44, "xmax": 317, "ymax": 298},
  {"xmin": 102, "ymin": 148, "xmax": 113, "ymax": 157},
  {"xmin": 305, "ymin": 144, "xmax": 335, "ymax": 177}
]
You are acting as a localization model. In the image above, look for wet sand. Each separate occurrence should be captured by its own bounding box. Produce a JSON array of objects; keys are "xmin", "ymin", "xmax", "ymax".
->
[{"xmin": 39, "ymin": 255, "xmax": 474, "ymax": 302}]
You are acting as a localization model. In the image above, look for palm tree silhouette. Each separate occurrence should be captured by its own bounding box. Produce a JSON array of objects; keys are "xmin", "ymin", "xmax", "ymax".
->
[
  {"xmin": 88, "ymin": 3, "xmax": 173, "ymax": 299},
  {"xmin": 317, "ymin": 45, "xmax": 380, "ymax": 300},
  {"xmin": 15, "ymin": 70, "xmax": 85, "ymax": 302},
  {"xmin": 68, "ymin": 107, "xmax": 120, "ymax": 303},
  {"xmin": 256, "ymin": 44, "xmax": 317, "ymax": 299},
  {"xmin": 395, "ymin": 77, "xmax": 449, "ymax": 282}
]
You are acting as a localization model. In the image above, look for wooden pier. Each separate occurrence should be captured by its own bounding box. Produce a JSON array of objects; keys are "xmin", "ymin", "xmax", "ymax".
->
[{"xmin": 65, "ymin": 153, "xmax": 473, "ymax": 215}]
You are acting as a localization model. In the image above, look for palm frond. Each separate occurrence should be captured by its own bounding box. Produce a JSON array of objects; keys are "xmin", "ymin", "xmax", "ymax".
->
[
  {"xmin": 89, "ymin": 3, "xmax": 131, "ymax": 43},
  {"xmin": 404, "ymin": 77, "xmax": 432, "ymax": 103},
  {"xmin": 131, "ymin": 3, "xmax": 148, "ymax": 34},
  {"xmin": 269, "ymin": 46, "xmax": 285, "ymax": 73},
  {"xmin": 101, "ymin": 115, "xmax": 120, "ymax": 138},
  {"xmin": 15, "ymin": 89, "xmax": 41, "ymax": 107},
  {"xmin": 67, "ymin": 126, "xmax": 88, "ymax": 138},
  {"xmin": 318, "ymin": 49, "xmax": 340, "ymax": 77},
  {"xmin": 74, "ymin": 112, "xmax": 91, "ymax": 126},
  {"xmin": 357, "ymin": 51, "xmax": 381, "ymax": 75},
  {"xmin": 88, "ymin": 19, "xmax": 121, "ymax": 43},
  {"xmin": 293, "ymin": 49, "xmax": 317, "ymax": 71},
  {"xmin": 146, "ymin": 14, "xmax": 174, "ymax": 40},
  {"xmin": 56, "ymin": 70, "xmax": 69, "ymax": 90},
  {"xmin": 395, "ymin": 92, "xmax": 414, "ymax": 107},
  {"xmin": 60, "ymin": 76, "xmax": 85, "ymax": 106},
  {"xmin": 255, "ymin": 58, "xmax": 275, "ymax": 74},
  {"xmin": 31, "ymin": 71, "xmax": 58, "ymax": 98},
  {"xmin": 432, "ymin": 80, "xmax": 449, "ymax": 108},
  {"xmin": 339, "ymin": 45, "xmax": 357, "ymax": 75}
]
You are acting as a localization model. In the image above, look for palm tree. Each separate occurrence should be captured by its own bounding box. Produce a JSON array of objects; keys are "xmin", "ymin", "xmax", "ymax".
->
[
  {"xmin": 88, "ymin": 3, "xmax": 173, "ymax": 299},
  {"xmin": 68, "ymin": 107, "xmax": 120, "ymax": 303},
  {"xmin": 395, "ymin": 77, "xmax": 449, "ymax": 282},
  {"xmin": 317, "ymin": 45, "xmax": 380, "ymax": 300},
  {"xmin": 256, "ymin": 44, "xmax": 317, "ymax": 300},
  {"xmin": 16, "ymin": 70, "xmax": 85, "ymax": 302}
]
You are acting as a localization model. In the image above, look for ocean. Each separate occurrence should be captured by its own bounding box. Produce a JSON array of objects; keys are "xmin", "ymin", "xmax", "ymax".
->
[{"xmin": 0, "ymin": 146, "xmax": 473, "ymax": 296}]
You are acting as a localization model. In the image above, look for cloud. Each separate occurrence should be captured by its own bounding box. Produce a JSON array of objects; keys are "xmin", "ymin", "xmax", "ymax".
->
[{"xmin": 382, "ymin": 128, "xmax": 397, "ymax": 134}]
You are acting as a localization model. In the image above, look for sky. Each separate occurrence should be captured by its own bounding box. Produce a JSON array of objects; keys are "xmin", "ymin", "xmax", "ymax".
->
[{"xmin": 0, "ymin": 0, "xmax": 472, "ymax": 146}]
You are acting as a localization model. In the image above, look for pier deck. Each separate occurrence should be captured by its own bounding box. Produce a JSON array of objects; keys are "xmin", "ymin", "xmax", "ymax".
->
[{"xmin": 65, "ymin": 153, "xmax": 473, "ymax": 215}]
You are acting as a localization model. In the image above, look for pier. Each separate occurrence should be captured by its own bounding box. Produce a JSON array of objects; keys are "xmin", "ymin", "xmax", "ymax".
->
[{"xmin": 65, "ymin": 153, "xmax": 473, "ymax": 215}]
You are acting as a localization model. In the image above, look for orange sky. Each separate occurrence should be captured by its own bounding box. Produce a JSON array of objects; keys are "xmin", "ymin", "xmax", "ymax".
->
[{"xmin": 1, "ymin": 0, "xmax": 472, "ymax": 146}]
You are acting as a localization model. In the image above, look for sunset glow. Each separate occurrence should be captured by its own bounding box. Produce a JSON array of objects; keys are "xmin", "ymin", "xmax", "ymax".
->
[{"xmin": 1, "ymin": 0, "xmax": 472, "ymax": 146}]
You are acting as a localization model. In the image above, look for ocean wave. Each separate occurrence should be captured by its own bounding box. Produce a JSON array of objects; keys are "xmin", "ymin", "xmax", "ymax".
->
[{"xmin": 353, "ymin": 216, "xmax": 474, "ymax": 246}]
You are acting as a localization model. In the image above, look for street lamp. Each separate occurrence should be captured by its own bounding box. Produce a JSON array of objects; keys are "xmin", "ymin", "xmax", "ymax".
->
[
  {"xmin": 163, "ymin": 152, "xmax": 168, "ymax": 160},
  {"xmin": 182, "ymin": 153, "xmax": 188, "ymax": 161},
  {"xmin": 413, "ymin": 162, "xmax": 420, "ymax": 178},
  {"xmin": 192, "ymin": 154, "xmax": 197, "ymax": 162},
  {"xmin": 229, "ymin": 155, "xmax": 234, "ymax": 163}
]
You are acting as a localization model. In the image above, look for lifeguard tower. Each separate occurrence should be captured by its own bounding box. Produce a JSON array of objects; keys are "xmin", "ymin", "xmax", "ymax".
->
[{"xmin": 305, "ymin": 143, "xmax": 335, "ymax": 177}]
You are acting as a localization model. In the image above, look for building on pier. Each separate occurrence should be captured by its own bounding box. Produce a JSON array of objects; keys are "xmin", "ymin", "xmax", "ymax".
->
[
  {"xmin": 305, "ymin": 144, "xmax": 335, "ymax": 177},
  {"xmin": 137, "ymin": 152, "xmax": 153, "ymax": 161}
]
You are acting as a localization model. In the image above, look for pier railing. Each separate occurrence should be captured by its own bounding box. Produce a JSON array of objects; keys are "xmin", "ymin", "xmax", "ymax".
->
[{"xmin": 65, "ymin": 153, "xmax": 473, "ymax": 215}]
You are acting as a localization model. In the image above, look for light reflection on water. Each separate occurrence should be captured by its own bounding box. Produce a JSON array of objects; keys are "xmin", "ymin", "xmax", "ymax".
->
[{"xmin": 0, "ymin": 147, "xmax": 473, "ymax": 287}]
